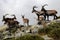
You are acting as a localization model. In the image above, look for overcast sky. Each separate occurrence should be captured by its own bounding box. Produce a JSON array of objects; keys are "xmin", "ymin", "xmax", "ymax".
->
[{"xmin": 0, "ymin": 0, "xmax": 60, "ymax": 26}]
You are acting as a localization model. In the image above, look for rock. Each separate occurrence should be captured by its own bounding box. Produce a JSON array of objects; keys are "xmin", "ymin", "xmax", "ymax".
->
[
  {"xmin": 0, "ymin": 24, "xmax": 8, "ymax": 32},
  {"xmin": 41, "ymin": 35, "xmax": 53, "ymax": 40}
]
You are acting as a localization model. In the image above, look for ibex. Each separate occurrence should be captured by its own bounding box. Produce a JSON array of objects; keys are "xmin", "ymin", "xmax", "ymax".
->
[
  {"xmin": 34, "ymin": 15, "xmax": 45, "ymax": 25},
  {"xmin": 38, "ymin": 16, "xmax": 45, "ymax": 25},
  {"xmin": 2, "ymin": 14, "xmax": 19, "ymax": 36},
  {"xmin": 32, "ymin": 6, "xmax": 44, "ymax": 21},
  {"xmin": 21, "ymin": 15, "xmax": 29, "ymax": 26},
  {"xmin": 39, "ymin": 16, "xmax": 46, "ymax": 27}
]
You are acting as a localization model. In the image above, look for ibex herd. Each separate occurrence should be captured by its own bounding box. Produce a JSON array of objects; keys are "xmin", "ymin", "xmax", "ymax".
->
[
  {"xmin": 32, "ymin": 4, "xmax": 57, "ymax": 21},
  {"xmin": 2, "ymin": 4, "xmax": 58, "ymax": 26},
  {"xmin": 1, "ymin": 4, "xmax": 59, "ymax": 37}
]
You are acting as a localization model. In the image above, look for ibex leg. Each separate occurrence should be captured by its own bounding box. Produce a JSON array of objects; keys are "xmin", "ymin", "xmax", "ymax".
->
[
  {"xmin": 38, "ymin": 15, "xmax": 39, "ymax": 21},
  {"xmin": 54, "ymin": 15, "xmax": 57, "ymax": 20},
  {"xmin": 24, "ymin": 23, "xmax": 26, "ymax": 27},
  {"xmin": 27, "ymin": 22, "xmax": 29, "ymax": 26},
  {"xmin": 44, "ymin": 15, "xmax": 46, "ymax": 20},
  {"xmin": 47, "ymin": 16, "xmax": 49, "ymax": 21}
]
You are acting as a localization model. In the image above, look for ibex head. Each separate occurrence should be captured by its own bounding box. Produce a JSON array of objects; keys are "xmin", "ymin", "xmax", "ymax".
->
[{"xmin": 32, "ymin": 6, "xmax": 37, "ymax": 13}]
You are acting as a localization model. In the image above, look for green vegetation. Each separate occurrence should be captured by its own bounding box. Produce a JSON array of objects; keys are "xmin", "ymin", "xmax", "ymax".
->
[
  {"xmin": 38, "ymin": 27, "xmax": 53, "ymax": 35},
  {"xmin": 3, "ymin": 21, "xmax": 60, "ymax": 40},
  {"xmin": 38, "ymin": 22, "xmax": 60, "ymax": 40},
  {"xmin": 48, "ymin": 28, "xmax": 60, "ymax": 40},
  {"xmin": 4, "ymin": 35, "xmax": 44, "ymax": 40},
  {"xmin": 16, "ymin": 35, "xmax": 44, "ymax": 40},
  {"xmin": 38, "ymin": 22, "xmax": 60, "ymax": 33},
  {"xmin": 3, "ymin": 37, "xmax": 15, "ymax": 40}
]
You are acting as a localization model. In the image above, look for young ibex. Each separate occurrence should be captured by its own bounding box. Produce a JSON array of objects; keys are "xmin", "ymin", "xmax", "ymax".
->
[
  {"xmin": 39, "ymin": 16, "xmax": 46, "ymax": 27},
  {"xmin": 38, "ymin": 15, "xmax": 45, "ymax": 25},
  {"xmin": 21, "ymin": 15, "xmax": 29, "ymax": 26}
]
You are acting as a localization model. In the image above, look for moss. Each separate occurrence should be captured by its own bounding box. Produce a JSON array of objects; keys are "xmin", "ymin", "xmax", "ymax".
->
[{"xmin": 16, "ymin": 35, "xmax": 44, "ymax": 40}]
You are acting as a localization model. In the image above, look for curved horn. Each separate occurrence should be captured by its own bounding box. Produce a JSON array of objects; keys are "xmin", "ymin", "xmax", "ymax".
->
[
  {"xmin": 2, "ymin": 14, "xmax": 9, "ymax": 21},
  {"xmin": 11, "ymin": 14, "xmax": 15, "ymax": 16},
  {"xmin": 33, "ymin": 5, "xmax": 37, "ymax": 8},
  {"xmin": 42, "ymin": 4, "xmax": 48, "ymax": 7},
  {"xmin": 4, "ymin": 14, "xmax": 9, "ymax": 16},
  {"xmin": 11, "ymin": 14, "xmax": 16, "ymax": 19},
  {"xmin": 32, "ymin": 5, "xmax": 37, "ymax": 13}
]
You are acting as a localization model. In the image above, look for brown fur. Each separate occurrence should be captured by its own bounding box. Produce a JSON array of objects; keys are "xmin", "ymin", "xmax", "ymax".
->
[{"xmin": 22, "ymin": 15, "xmax": 29, "ymax": 26}]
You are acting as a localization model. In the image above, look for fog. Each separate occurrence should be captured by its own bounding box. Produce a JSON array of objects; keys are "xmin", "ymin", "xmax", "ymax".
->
[{"xmin": 0, "ymin": 0, "xmax": 60, "ymax": 26}]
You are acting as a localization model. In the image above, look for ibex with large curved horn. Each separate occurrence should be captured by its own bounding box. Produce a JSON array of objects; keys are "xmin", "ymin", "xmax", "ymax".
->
[
  {"xmin": 41, "ymin": 4, "xmax": 57, "ymax": 20},
  {"xmin": 32, "ymin": 6, "xmax": 44, "ymax": 20}
]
